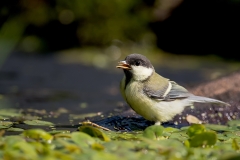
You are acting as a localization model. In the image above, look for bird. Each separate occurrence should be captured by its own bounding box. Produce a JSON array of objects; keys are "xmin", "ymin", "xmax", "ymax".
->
[{"xmin": 116, "ymin": 53, "xmax": 230, "ymax": 125}]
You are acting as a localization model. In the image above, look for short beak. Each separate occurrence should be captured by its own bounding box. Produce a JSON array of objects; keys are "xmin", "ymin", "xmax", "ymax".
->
[{"xmin": 116, "ymin": 61, "xmax": 131, "ymax": 70}]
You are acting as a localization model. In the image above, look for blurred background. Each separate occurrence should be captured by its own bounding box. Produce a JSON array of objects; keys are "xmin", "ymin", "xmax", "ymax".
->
[{"xmin": 1, "ymin": 0, "xmax": 240, "ymax": 124}]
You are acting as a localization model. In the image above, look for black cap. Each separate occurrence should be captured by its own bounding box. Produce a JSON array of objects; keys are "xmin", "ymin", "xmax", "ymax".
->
[{"xmin": 125, "ymin": 54, "xmax": 153, "ymax": 69}]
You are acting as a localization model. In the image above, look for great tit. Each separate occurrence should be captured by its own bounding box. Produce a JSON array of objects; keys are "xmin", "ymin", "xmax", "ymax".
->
[{"xmin": 116, "ymin": 53, "xmax": 230, "ymax": 125}]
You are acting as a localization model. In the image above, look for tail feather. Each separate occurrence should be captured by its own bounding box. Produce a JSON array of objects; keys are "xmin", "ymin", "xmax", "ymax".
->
[{"xmin": 188, "ymin": 95, "xmax": 230, "ymax": 106}]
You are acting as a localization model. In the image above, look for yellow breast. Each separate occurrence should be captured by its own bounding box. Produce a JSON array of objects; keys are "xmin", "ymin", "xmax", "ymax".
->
[
  {"xmin": 124, "ymin": 80, "xmax": 186, "ymax": 123},
  {"xmin": 125, "ymin": 81, "xmax": 157, "ymax": 121}
]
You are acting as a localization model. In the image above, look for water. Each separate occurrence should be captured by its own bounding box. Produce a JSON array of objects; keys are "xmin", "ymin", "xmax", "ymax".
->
[{"xmin": 0, "ymin": 52, "xmax": 239, "ymax": 126}]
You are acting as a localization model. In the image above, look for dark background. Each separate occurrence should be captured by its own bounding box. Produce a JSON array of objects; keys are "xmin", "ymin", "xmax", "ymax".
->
[{"xmin": 1, "ymin": 0, "xmax": 240, "ymax": 57}]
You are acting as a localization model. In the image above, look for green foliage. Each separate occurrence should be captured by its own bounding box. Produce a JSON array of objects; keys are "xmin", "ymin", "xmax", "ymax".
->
[
  {"xmin": 143, "ymin": 125, "xmax": 164, "ymax": 140},
  {"xmin": 188, "ymin": 131, "xmax": 217, "ymax": 147},
  {"xmin": 1, "ymin": 122, "xmax": 240, "ymax": 159},
  {"xmin": 55, "ymin": 0, "xmax": 152, "ymax": 45},
  {"xmin": 78, "ymin": 126, "xmax": 110, "ymax": 142},
  {"xmin": 1, "ymin": 0, "xmax": 155, "ymax": 55},
  {"xmin": 187, "ymin": 124, "xmax": 205, "ymax": 138},
  {"xmin": 186, "ymin": 124, "xmax": 217, "ymax": 147},
  {"xmin": 24, "ymin": 120, "xmax": 54, "ymax": 126},
  {"xmin": 0, "ymin": 122, "xmax": 13, "ymax": 129},
  {"xmin": 2, "ymin": 107, "xmax": 240, "ymax": 159},
  {"xmin": 23, "ymin": 129, "xmax": 53, "ymax": 142}
]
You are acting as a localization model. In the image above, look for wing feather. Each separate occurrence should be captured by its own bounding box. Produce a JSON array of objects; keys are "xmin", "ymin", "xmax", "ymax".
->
[{"xmin": 143, "ymin": 74, "xmax": 192, "ymax": 101}]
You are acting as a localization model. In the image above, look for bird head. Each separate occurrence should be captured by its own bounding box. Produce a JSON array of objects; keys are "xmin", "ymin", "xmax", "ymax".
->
[{"xmin": 116, "ymin": 54, "xmax": 154, "ymax": 81}]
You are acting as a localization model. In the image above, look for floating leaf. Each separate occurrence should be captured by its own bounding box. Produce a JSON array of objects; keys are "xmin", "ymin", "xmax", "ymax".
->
[
  {"xmin": 71, "ymin": 132, "xmax": 95, "ymax": 147},
  {"xmin": 227, "ymin": 120, "xmax": 240, "ymax": 127},
  {"xmin": 180, "ymin": 126, "xmax": 190, "ymax": 131},
  {"xmin": 55, "ymin": 139, "xmax": 81, "ymax": 154},
  {"xmin": 24, "ymin": 120, "xmax": 54, "ymax": 126},
  {"xmin": 163, "ymin": 127, "xmax": 179, "ymax": 133},
  {"xmin": 0, "ymin": 115, "xmax": 8, "ymax": 120},
  {"xmin": 162, "ymin": 127, "xmax": 181, "ymax": 138},
  {"xmin": 184, "ymin": 140, "xmax": 190, "ymax": 148},
  {"xmin": 218, "ymin": 153, "xmax": 240, "ymax": 160},
  {"xmin": 187, "ymin": 124, "xmax": 205, "ymax": 138},
  {"xmin": 224, "ymin": 132, "xmax": 240, "ymax": 140},
  {"xmin": 143, "ymin": 125, "xmax": 164, "ymax": 140},
  {"xmin": 217, "ymin": 133, "xmax": 230, "ymax": 141},
  {"xmin": 23, "ymin": 129, "xmax": 53, "ymax": 142},
  {"xmin": 48, "ymin": 130, "xmax": 70, "ymax": 135},
  {"xmin": 6, "ymin": 127, "xmax": 24, "ymax": 132},
  {"xmin": 11, "ymin": 141, "xmax": 38, "ymax": 158},
  {"xmin": 205, "ymin": 124, "xmax": 233, "ymax": 132},
  {"xmin": 232, "ymin": 139, "xmax": 240, "ymax": 151},
  {"xmin": 0, "ymin": 109, "xmax": 22, "ymax": 117},
  {"xmin": 108, "ymin": 131, "xmax": 141, "ymax": 140},
  {"xmin": 78, "ymin": 126, "xmax": 110, "ymax": 142},
  {"xmin": 189, "ymin": 131, "xmax": 217, "ymax": 147},
  {"xmin": 78, "ymin": 150, "xmax": 118, "ymax": 160},
  {"xmin": 169, "ymin": 132, "xmax": 188, "ymax": 142},
  {"xmin": 103, "ymin": 141, "xmax": 136, "ymax": 152},
  {"xmin": 53, "ymin": 133, "xmax": 71, "ymax": 139},
  {"xmin": 91, "ymin": 143, "xmax": 105, "ymax": 151},
  {"xmin": 0, "ymin": 121, "xmax": 13, "ymax": 129}
]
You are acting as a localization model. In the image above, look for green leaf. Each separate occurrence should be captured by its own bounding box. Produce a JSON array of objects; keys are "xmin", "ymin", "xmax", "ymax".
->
[
  {"xmin": 187, "ymin": 124, "xmax": 205, "ymax": 138},
  {"xmin": 217, "ymin": 133, "xmax": 230, "ymax": 141},
  {"xmin": 0, "ymin": 121, "xmax": 13, "ymax": 129},
  {"xmin": 0, "ymin": 109, "xmax": 22, "ymax": 117},
  {"xmin": 169, "ymin": 132, "xmax": 188, "ymax": 142},
  {"xmin": 189, "ymin": 131, "xmax": 217, "ymax": 147},
  {"xmin": 142, "ymin": 125, "xmax": 164, "ymax": 140},
  {"xmin": 23, "ymin": 120, "xmax": 54, "ymax": 126},
  {"xmin": 78, "ymin": 126, "xmax": 110, "ymax": 142},
  {"xmin": 54, "ymin": 139, "xmax": 81, "ymax": 154},
  {"xmin": 91, "ymin": 143, "xmax": 105, "ymax": 151},
  {"xmin": 224, "ymin": 132, "xmax": 240, "ymax": 140},
  {"xmin": 0, "ymin": 115, "xmax": 8, "ymax": 120},
  {"xmin": 107, "ymin": 131, "xmax": 142, "ymax": 140},
  {"xmin": 218, "ymin": 153, "xmax": 240, "ymax": 160},
  {"xmin": 6, "ymin": 127, "xmax": 24, "ymax": 132},
  {"xmin": 103, "ymin": 141, "xmax": 136, "ymax": 152},
  {"xmin": 180, "ymin": 126, "xmax": 190, "ymax": 130},
  {"xmin": 3, "ymin": 135, "xmax": 25, "ymax": 145},
  {"xmin": 205, "ymin": 124, "xmax": 234, "ymax": 132},
  {"xmin": 23, "ymin": 129, "xmax": 53, "ymax": 142},
  {"xmin": 12, "ymin": 141, "xmax": 38, "ymax": 158},
  {"xmin": 163, "ymin": 127, "xmax": 179, "ymax": 133},
  {"xmin": 232, "ymin": 139, "xmax": 240, "ymax": 151},
  {"xmin": 227, "ymin": 120, "xmax": 240, "ymax": 127},
  {"xmin": 71, "ymin": 132, "xmax": 95, "ymax": 147},
  {"xmin": 48, "ymin": 130, "xmax": 70, "ymax": 135}
]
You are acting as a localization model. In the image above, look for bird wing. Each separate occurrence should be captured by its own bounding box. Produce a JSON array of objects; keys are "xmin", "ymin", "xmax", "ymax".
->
[
  {"xmin": 166, "ymin": 81, "xmax": 193, "ymax": 100},
  {"xmin": 143, "ymin": 73, "xmax": 192, "ymax": 101}
]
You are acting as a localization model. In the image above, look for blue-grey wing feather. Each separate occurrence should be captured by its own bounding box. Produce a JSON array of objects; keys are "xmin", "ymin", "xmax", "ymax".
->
[
  {"xmin": 144, "ymin": 81, "xmax": 191, "ymax": 101},
  {"xmin": 166, "ymin": 81, "xmax": 192, "ymax": 99},
  {"xmin": 143, "ymin": 74, "xmax": 229, "ymax": 106}
]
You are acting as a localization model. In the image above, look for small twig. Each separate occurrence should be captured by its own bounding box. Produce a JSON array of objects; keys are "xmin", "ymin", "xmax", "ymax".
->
[{"xmin": 80, "ymin": 120, "xmax": 111, "ymax": 131}]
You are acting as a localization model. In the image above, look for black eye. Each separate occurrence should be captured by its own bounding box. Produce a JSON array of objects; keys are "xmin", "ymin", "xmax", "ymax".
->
[{"xmin": 135, "ymin": 61, "xmax": 140, "ymax": 66}]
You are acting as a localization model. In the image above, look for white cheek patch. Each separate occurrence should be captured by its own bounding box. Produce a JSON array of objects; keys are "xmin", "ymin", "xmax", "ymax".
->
[{"xmin": 130, "ymin": 65, "xmax": 153, "ymax": 81}]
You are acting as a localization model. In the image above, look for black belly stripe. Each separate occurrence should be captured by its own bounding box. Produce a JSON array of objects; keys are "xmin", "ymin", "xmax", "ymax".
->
[{"xmin": 124, "ymin": 70, "xmax": 132, "ymax": 89}]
